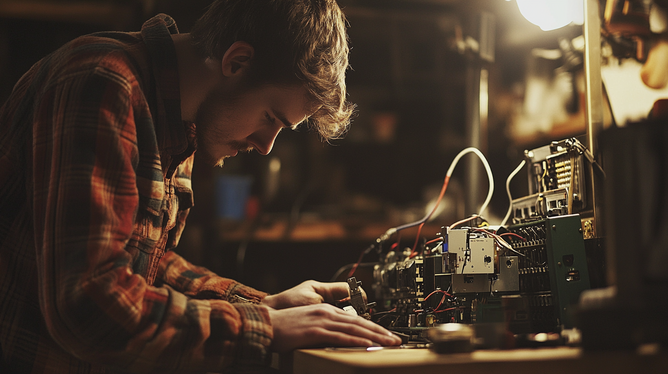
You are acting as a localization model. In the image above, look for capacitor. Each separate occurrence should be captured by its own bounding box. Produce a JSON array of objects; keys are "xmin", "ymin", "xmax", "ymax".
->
[
  {"xmin": 426, "ymin": 313, "xmax": 435, "ymax": 327},
  {"xmin": 408, "ymin": 314, "xmax": 417, "ymax": 327}
]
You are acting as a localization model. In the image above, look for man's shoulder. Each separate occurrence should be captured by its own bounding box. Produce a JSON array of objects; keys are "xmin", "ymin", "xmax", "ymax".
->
[{"xmin": 44, "ymin": 31, "xmax": 150, "ymax": 89}]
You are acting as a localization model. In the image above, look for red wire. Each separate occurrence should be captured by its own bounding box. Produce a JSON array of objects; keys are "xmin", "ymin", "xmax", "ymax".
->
[
  {"xmin": 434, "ymin": 307, "xmax": 458, "ymax": 313},
  {"xmin": 450, "ymin": 214, "xmax": 480, "ymax": 229},
  {"xmin": 347, "ymin": 250, "xmax": 366, "ymax": 278},
  {"xmin": 425, "ymin": 237, "xmax": 442, "ymax": 245},
  {"xmin": 500, "ymin": 232, "xmax": 526, "ymax": 241},
  {"xmin": 424, "ymin": 289, "xmax": 453, "ymax": 300},
  {"xmin": 392, "ymin": 232, "xmax": 401, "ymax": 252},
  {"xmin": 347, "ymin": 232, "xmax": 402, "ymax": 278},
  {"xmin": 428, "ymin": 290, "xmax": 450, "ymax": 311},
  {"xmin": 409, "ymin": 222, "xmax": 426, "ymax": 258},
  {"xmin": 416, "ymin": 290, "xmax": 454, "ymax": 313},
  {"xmin": 409, "ymin": 176, "xmax": 451, "ymax": 257}
]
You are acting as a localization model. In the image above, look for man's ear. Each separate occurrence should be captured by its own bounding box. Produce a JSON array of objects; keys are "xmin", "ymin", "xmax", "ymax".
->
[{"xmin": 221, "ymin": 41, "xmax": 254, "ymax": 77}]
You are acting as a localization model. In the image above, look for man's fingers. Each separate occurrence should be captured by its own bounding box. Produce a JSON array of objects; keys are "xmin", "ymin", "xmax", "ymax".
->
[
  {"xmin": 325, "ymin": 304, "xmax": 400, "ymax": 343},
  {"xmin": 305, "ymin": 321, "xmax": 397, "ymax": 349},
  {"xmin": 269, "ymin": 303, "xmax": 402, "ymax": 352},
  {"xmin": 325, "ymin": 320, "xmax": 391, "ymax": 342},
  {"xmin": 309, "ymin": 281, "xmax": 351, "ymax": 302},
  {"xmin": 312, "ymin": 281, "xmax": 370, "ymax": 306},
  {"xmin": 321, "ymin": 307, "xmax": 401, "ymax": 345},
  {"xmin": 306, "ymin": 328, "xmax": 376, "ymax": 348}
]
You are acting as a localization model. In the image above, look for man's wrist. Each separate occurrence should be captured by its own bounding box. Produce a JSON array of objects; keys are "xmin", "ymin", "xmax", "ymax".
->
[{"xmin": 261, "ymin": 294, "xmax": 277, "ymax": 309}]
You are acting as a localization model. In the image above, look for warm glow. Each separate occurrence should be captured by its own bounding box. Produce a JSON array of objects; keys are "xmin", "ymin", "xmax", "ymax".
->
[{"xmin": 516, "ymin": 0, "xmax": 584, "ymax": 31}]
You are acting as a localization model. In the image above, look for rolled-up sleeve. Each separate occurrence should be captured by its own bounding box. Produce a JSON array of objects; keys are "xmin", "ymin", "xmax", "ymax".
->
[{"xmin": 158, "ymin": 250, "xmax": 268, "ymax": 303}]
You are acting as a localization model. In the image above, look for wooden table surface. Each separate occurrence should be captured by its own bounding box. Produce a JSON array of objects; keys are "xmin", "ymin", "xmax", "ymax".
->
[{"xmin": 292, "ymin": 345, "xmax": 668, "ymax": 374}]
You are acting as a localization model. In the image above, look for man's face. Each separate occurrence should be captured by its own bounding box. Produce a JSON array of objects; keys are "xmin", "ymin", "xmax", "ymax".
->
[{"xmin": 194, "ymin": 83, "xmax": 313, "ymax": 167}]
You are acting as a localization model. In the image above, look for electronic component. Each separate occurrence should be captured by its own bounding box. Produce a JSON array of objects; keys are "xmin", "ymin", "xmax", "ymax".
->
[
  {"xmin": 448, "ymin": 229, "xmax": 495, "ymax": 275},
  {"xmin": 521, "ymin": 138, "xmax": 591, "ymax": 223},
  {"xmin": 346, "ymin": 277, "xmax": 373, "ymax": 319},
  {"xmin": 369, "ymin": 214, "xmax": 590, "ymax": 341},
  {"xmin": 501, "ymin": 214, "xmax": 592, "ymax": 332},
  {"xmin": 516, "ymin": 138, "xmax": 603, "ymax": 242},
  {"xmin": 427, "ymin": 323, "xmax": 475, "ymax": 354},
  {"xmin": 511, "ymin": 188, "xmax": 569, "ymax": 223},
  {"xmin": 371, "ymin": 226, "xmax": 521, "ymax": 340}
]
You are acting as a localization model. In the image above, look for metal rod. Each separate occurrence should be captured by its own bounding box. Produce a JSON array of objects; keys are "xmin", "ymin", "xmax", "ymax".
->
[
  {"xmin": 583, "ymin": 0, "xmax": 604, "ymax": 237},
  {"xmin": 584, "ymin": 0, "xmax": 604, "ymax": 152}
]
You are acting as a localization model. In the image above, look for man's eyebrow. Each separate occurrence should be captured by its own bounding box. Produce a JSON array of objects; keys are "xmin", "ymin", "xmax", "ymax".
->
[{"xmin": 274, "ymin": 110, "xmax": 300, "ymax": 130}]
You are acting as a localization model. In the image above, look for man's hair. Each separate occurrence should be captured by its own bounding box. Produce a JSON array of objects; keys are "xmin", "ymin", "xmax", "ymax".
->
[{"xmin": 190, "ymin": 0, "xmax": 354, "ymax": 140}]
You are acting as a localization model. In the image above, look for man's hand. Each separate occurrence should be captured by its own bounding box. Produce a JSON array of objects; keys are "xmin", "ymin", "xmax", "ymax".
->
[
  {"xmin": 267, "ymin": 303, "xmax": 402, "ymax": 352},
  {"xmin": 262, "ymin": 280, "xmax": 363, "ymax": 309}
]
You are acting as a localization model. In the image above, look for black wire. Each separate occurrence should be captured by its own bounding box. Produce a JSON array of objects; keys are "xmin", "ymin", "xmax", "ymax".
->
[
  {"xmin": 372, "ymin": 310, "xmax": 399, "ymax": 316},
  {"xmin": 329, "ymin": 262, "xmax": 377, "ymax": 282}
]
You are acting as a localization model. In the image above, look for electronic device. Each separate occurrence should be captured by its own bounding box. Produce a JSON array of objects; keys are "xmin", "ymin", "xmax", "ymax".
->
[
  {"xmin": 367, "ymin": 214, "xmax": 590, "ymax": 343},
  {"xmin": 513, "ymin": 137, "xmax": 601, "ymax": 241},
  {"xmin": 340, "ymin": 145, "xmax": 595, "ymax": 348}
]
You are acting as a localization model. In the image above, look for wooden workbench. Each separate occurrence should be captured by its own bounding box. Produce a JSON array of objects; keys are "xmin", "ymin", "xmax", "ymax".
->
[{"xmin": 292, "ymin": 346, "xmax": 668, "ymax": 374}]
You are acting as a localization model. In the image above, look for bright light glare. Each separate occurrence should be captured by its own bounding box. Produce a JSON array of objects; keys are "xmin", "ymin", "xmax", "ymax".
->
[{"xmin": 516, "ymin": 0, "xmax": 584, "ymax": 31}]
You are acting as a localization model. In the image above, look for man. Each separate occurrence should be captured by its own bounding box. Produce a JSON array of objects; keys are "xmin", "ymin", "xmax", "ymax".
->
[{"xmin": 0, "ymin": 0, "xmax": 401, "ymax": 372}]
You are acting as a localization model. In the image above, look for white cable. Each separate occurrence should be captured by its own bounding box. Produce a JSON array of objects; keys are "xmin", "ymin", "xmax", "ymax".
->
[
  {"xmin": 500, "ymin": 159, "xmax": 526, "ymax": 227},
  {"xmin": 446, "ymin": 147, "xmax": 495, "ymax": 217},
  {"xmin": 383, "ymin": 147, "xmax": 495, "ymax": 236}
]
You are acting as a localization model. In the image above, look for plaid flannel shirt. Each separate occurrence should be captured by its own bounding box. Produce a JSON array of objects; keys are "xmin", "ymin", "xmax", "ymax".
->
[{"xmin": 0, "ymin": 14, "xmax": 272, "ymax": 374}]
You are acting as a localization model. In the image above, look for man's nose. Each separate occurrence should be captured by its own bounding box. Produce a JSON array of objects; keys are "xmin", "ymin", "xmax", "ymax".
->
[{"xmin": 249, "ymin": 125, "xmax": 282, "ymax": 155}]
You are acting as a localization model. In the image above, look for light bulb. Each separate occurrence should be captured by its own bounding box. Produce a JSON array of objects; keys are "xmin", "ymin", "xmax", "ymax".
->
[{"xmin": 516, "ymin": 0, "xmax": 584, "ymax": 31}]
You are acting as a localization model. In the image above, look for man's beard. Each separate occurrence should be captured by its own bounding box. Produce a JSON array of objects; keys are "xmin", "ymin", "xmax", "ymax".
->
[
  {"xmin": 198, "ymin": 138, "xmax": 253, "ymax": 168},
  {"xmin": 193, "ymin": 78, "xmax": 260, "ymax": 167},
  {"xmin": 213, "ymin": 155, "xmax": 228, "ymax": 168},
  {"xmin": 193, "ymin": 90, "xmax": 243, "ymax": 168},
  {"xmin": 211, "ymin": 142, "xmax": 254, "ymax": 168}
]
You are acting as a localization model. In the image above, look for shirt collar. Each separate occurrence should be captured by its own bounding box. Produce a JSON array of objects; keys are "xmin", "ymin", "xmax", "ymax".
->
[{"xmin": 140, "ymin": 14, "xmax": 193, "ymax": 158}]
